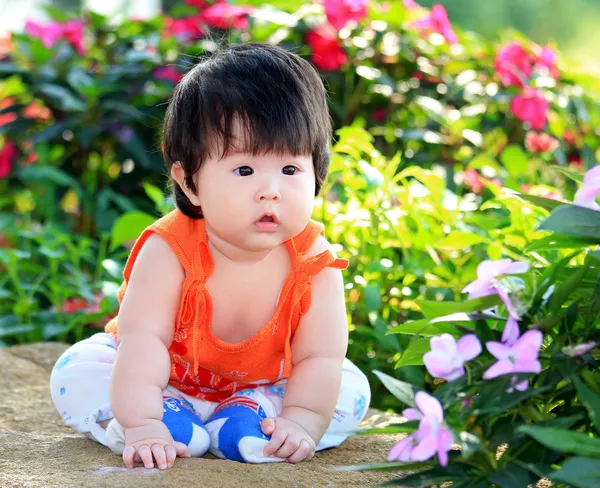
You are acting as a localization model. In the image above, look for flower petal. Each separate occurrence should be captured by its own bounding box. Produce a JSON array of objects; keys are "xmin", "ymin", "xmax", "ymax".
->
[
  {"xmin": 415, "ymin": 391, "xmax": 444, "ymax": 423},
  {"xmin": 504, "ymin": 261, "xmax": 530, "ymax": 275},
  {"xmin": 513, "ymin": 359, "xmax": 541, "ymax": 374},
  {"xmin": 501, "ymin": 316, "xmax": 520, "ymax": 345},
  {"xmin": 477, "ymin": 259, "xmax": 513, "ymax": 280},
  {"xmin": 388, "ymin": 434, "xmax": 415, "ymax": 462},
  {"xmin": 457, "ymin": 334, "xmax": 482, "ymax": 361},
  {"xmin": 514, "ymin": 329, "xmax": 543, "ymax": 360},
  {"xmin": 442, "ymin": 367, "xmax": 465, "ymax": 381},
  {"xmin": 496, "ymin": 285, "xmax": 521, "ymax": 320},
  {"xmin": 411, "ymin": 435, "xmax": 438, "ymax": 462},
  {"xmin": 486, "ymin": 341, "xmax": 510, "ymax": 360},
  {"xmin": 423, "ymin": 351, "xmax": 452, "ymax": 379},
  {"xmin": 483, "ymin": 359, "xmax": 514, "ymax": 379},
  {"xmin": 402, "ymin": 408, "xmax": 422, "ymax": 421},
  {"xmin": 430, "ymin": 334, "xmax": 458, "ymax": 354}
]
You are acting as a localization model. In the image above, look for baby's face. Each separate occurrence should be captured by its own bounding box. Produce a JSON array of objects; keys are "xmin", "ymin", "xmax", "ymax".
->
[{"xmin": 194, "ymin": 147, "xmax": 315, "ymax": 253}]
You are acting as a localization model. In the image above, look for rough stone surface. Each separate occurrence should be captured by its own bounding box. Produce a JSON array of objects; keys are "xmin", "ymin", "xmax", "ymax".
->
[{"xmin": 0, "ymin": 343, "xmax": 409, "ymax": 487}]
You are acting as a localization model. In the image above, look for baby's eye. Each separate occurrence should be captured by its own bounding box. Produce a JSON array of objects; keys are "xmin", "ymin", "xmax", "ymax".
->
[
  {"xmin": 282, "ymin": 165, "xmax": 297, "ymax": 175},
  {"xmin": 234, "ymin": 166, "xmax": 253, "ymax": 176}
]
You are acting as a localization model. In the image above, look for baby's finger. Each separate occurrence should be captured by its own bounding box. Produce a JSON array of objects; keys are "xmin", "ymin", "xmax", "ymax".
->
[
  {"xmin": 173, "ymin": 441, "xmax": 191, "ymax": 458},
  {"xmin": 286, "ymin": 439, "xmax": 311, "ymax": 464},
  {"xmin": 151, "ymin": 444, "xmax": 168, "ymax": 470},
  {"xmin": 263, "ymin": 429, "xmax": 288, "ymax": 457},
  {"xmin": 274, "ymin": 437, "xmax": 300, "ymax": 459},
  {"xmin": 137, "ymin": 445, "xmax": 154, "ymax": 469},
  {"xmin": 165, "ymin": 445, "xmax": 177, "ymax": 468},
  {"xmin": 122, "ymin": 446, "xmax": 136, "ymax": 468}
]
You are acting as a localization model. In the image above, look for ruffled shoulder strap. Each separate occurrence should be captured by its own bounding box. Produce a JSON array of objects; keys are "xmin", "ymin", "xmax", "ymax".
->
[{"xmin": 284, "ymin": 220, "xmax": 349, "ymax": 316}]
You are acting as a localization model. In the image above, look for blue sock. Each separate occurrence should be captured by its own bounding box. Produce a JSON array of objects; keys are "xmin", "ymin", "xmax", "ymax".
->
[
  {"xmin": 205, "ymin": 395, "xmax": 282, "ymax": 463},
  {"xmin": 162, "ymin": 397, "xmax": 210, "ymax": 457}
]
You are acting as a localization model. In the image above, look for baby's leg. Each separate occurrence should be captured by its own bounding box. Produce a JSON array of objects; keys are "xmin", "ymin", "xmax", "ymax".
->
[
  {"xmin": 257, "ymin": 358, "xmax": 372, "ymax": 452},
  {"xmin": 205, "ymin": 389, "xmax": 282, "ymax": 463},
  {"xmin": 50, "ymin": 332, "xmax": 211, "ymax": 457},
  {"xmin": 50, "ymin": 332, "xmax": 117, "ymax": 446}
]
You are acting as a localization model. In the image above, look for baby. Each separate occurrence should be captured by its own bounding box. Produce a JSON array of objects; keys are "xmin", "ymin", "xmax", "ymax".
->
[{"xmin": 50, "ymin": 43, "xmax": 371, "ymax": 469}]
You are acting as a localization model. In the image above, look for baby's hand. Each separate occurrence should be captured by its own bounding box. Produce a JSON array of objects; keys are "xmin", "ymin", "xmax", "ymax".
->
[
  {"xmin": 123, "ymin": 419, "xmax": 190, "ymax": 469},
  {"xmin": 260, "ymin": 417, "xmax": 316, "ymax": 464}
]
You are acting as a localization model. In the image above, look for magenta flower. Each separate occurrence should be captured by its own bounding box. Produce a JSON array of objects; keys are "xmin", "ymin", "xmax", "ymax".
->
[
  {"xmin": 324, "ymin": 0, "xmax": 369, "ymax": 30},
  {"xmin": 484, "ymin": 329, "xmax": 543, "ymax": 383},
  {"xmin": 411, "ymin": 4, "xmax": 457, "ymax": 44},
  {"xmin": 573, "ymin": 165, "xmax": 600, "ymax": 211},
  {"xmin": 403, "ymin": 0, "xmax": 421, "ymax": 9},
  {"xmin": 510, "ymin": 87, "xmax": 549, "ymax": 130},
  {"xmin": 495, "ymin": 41, "xmax": 533, "ymax": 87},
  {"xmin": 462, "ymin": 258, "xmax": 529, "ymax": 319},
  {"xmin": 388, "ymin": 391, "xmax": 454, "ymax": 466},
  {"xmin": 25, "ymin": 19, "xmax": 85, "ymax": 55},
  {"xmin": 152, "ymin": 66, "xmax": 183, "ymax": 84},
  {"xmin": 423, "ymin": 334, "xmax": 482, "ymax": 381},
  {"xmin": 534, "ymin": 44, "xmax": 559, "ymax": 79}
]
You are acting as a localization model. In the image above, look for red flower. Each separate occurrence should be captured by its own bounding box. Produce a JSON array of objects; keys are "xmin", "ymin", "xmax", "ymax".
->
[
  {"xmin": 510, "ymin": 87, "xmax": 548, "ymax": 130},
  {"xmin": 411, "ymin": 4, "xmax": 457, "ymax": 44},
  {"xmin": 371, "ymin": 107, "xmax": 387, "ymax": 122},
  {"xmin": 324, "ymin": 0, "xmax": 369, "ymax": 30},
  {"xmin": 495, "ymin": 41, "xmax": 533, "ymax": 87},
  {"xmin": 564, "ymin": 129, "xmax": 577, "ymax": 146},
  {"xmin": 568, "ymin": 153, "xmax": 583, "ymax": 170},
  {"xmin": 0, "ymin": 140, "xmax": 18, "ymax": 179},
  {"xmin": 0, "ymin": 97, "xmax": 17, "ymax": 127},
  {"xmin": 186, "ymin": 0, "xmax": 209, "ymax": 8},
  {"xmin": 60, "ymin": 20, "xmax": 86, "ymax": 55},
  {"xmin": 201, "ymin": 3, "xmax": 256, "ymax": 30},
  {"xmin": 306, "ymin": 24, "xmax": 348, "ymax": 71},
  {"xmin": 164, "ymin": 15, "xmax": 204, "ymax": 40},
  {"xmin": 152, "ymin": 66, "xmax": 183, "ymax": 84},
  {"xmin": 23, "ymin": 102, "xmax": 51, "ymax": 120},
  {"xmin": 524, "ymin": 131, "xmax": 558, "ymax": 154},
  {"xmin": 533, "ymin": 44, "xmax": 559, "ymax": 78},
  {"xmin": 463, "ymin": 169, "xmax": 484, "ymax": 194}
]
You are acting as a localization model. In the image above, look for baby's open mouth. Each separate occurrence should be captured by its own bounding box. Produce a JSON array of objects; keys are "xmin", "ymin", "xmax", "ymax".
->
[{"xmin": 259, "ymin": 215, "xmax": 275, "ymax": 223}]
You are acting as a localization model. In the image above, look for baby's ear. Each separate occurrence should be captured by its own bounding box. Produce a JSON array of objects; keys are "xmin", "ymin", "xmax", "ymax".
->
[{"xmin": 171, "ymin": 162, "xmax": 201, "ymax": 206}]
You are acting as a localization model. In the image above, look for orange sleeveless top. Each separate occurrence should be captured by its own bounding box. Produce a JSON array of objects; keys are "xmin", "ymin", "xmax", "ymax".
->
[{"xmin": 105, "ymin": 209, "xmax": 348, "ymax": 402}]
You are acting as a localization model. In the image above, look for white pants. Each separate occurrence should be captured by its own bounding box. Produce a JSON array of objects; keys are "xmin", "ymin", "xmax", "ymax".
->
[{"xmin": 50, "ymin": 333, "xmax": 371, "ymax": 454}]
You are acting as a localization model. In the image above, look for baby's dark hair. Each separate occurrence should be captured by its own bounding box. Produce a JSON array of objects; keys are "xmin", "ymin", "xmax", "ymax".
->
[{"xmin": 162, "ymin": 42, "xmax": 332, "ymax": 219}]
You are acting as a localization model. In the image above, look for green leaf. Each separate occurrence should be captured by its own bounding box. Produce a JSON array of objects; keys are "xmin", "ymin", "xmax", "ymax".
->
[
  {"xmin": 525, "ymin": 234, "xmax": 598, "ymax": 252},
  {"xmin": 380, "ymin": 464, "xmax": 469, "ymax": 487},
  {"xmin": 364, "ymin": 284, "xmax": 382, "ymax": 312},
  {"xmin": 16, "ymin": 165, "xmax": 82, "ymax": 193},
  {"xmin": 143, "ymin": 183, "xmax": 166, "ymax": 208},
  {"xmin": 38, "ymin": 83, "xmax": 87, "ymax": 112},
  {"xmin": 517, "ymin": 193, "xmax": 563, "ymax": 211},
  {"xmin": 517, "ymin": 426, "xmax": 600, "ymax": 457},
  {"xmin": 418, "ymin": 295, "xmax": 503, "ymax": 319},
  {"xmin": 553, "ymin": 165, "xmax": 584, "ymax": 183},
  {"xmin": 396, "ymin": 338, "xmax": 431, "ymax": 368},
  {"xmin": 538, "ymin": 205, "xmax": 600, "ymax": 242},
  {"xmin": 110, "ymin": 211, "xmax": 156, "ymax": 251},
  {"xmin": 488, "ymin": 464, "xmax": 535, "ymax": 488},
  {"xmin": 332, "ymin": 460, "xmax": 434, "ymax": 473},
  {"xmin": 549, "ymin": 456, "xmax": 600, "ymax": 488},
  {"xmin": 388, "ymin": 318, "xmax": 459, "ymax": 337},
  {"xmin": 574, "ymin": 376, "xmax": 600, "ymax": 433},
  {"xmin": 501, "ymin": 145, "xmax": 529, "ymax": 179},
  {"xmin": 549, "ymin": 265, "xmax": 590, "ymax": 314},
  {"xmin": 373, "ymin": 370, "xmax": 416, "ymax": 408},
  {"xmin": 435, "ymin": 232, "xmax": 488, "ymax": 251}
]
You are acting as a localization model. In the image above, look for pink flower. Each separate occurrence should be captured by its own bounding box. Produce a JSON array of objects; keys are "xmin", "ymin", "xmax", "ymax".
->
[
  {"xmin": 573, "ymin": 165, "xmax": 600, "ymax": 211},
  {"xmin": 201, "ymin": 3, "xmax": 256, "ymax": 30},
  {"xmin": 462, "ymin": 258, "xmax": 529, "ymax": 319},
  {"xmin": 495, "ymin": 42, "xmax": 533, "ymax": 87},
  {"xmin": 152, "ymin": 66, "xmax": 183, "ymax": 84},
  {"xmin": 501, "ymin": 316, "xmax": 520, "ymax": 346},
  {"xmin": 533, "ymin": 44, "xmax": 559, "ymax": 79},
  {"xmin": 463, "ymin": 168, "xmax": 485, "ymax": 193},
  {"xmin": 562, "ymin": 341, "xmax": 597, "ymax": 357},
  {"xmin": 185, "ymin": 0, "xmax": 209, "ymax": 8},
  {"xmin": 411, "ymin": 4, "xmax": 457, "ymax": 44},
  {"xmin": 525, "ymin": 131, "xmax": 559, "ymax": 154},
  {"xmin": 483, "ymin": 329, "xmax": 543, "ymax": 381},
  {"xmin": 164, "ymin": 16, "xmax": 204, "ymax": 40},
  {"xmin": 25, "ymin": 19, "xmax": 85, "ymax": 55},
  {"xmin": 423, "ymin": 334, "xmax": 482, "ymax": 381},
  {"xmin": 324, "ymin": 0, "xmax": 369, "ymax": 30},
  {"xmin": 306, "ymin": 24, "xmax": 347, "ymax": 71},
  {"xmin": 0, "ymin": 97, "xmax": 17, "ymax": 127},
  {"xmin": 0, "ymin": 140, "xmax": 18, "ymax": 179},
  {"xmin": 510, "ymin": 87, "xmax": 549, "ymax": 130},
  {"xmin": 388, "ymin": 391, "xmax": 453, "ymax": 466}
]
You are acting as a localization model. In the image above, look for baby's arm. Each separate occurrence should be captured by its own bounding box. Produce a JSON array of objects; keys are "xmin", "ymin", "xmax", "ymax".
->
[
  {"xmin": 262, "ymin": 237, "xmax": 348, "ymax": 463},
  {"xmin": 111, "ymin": 233, "xmax": 187, "ymax": 469}
]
